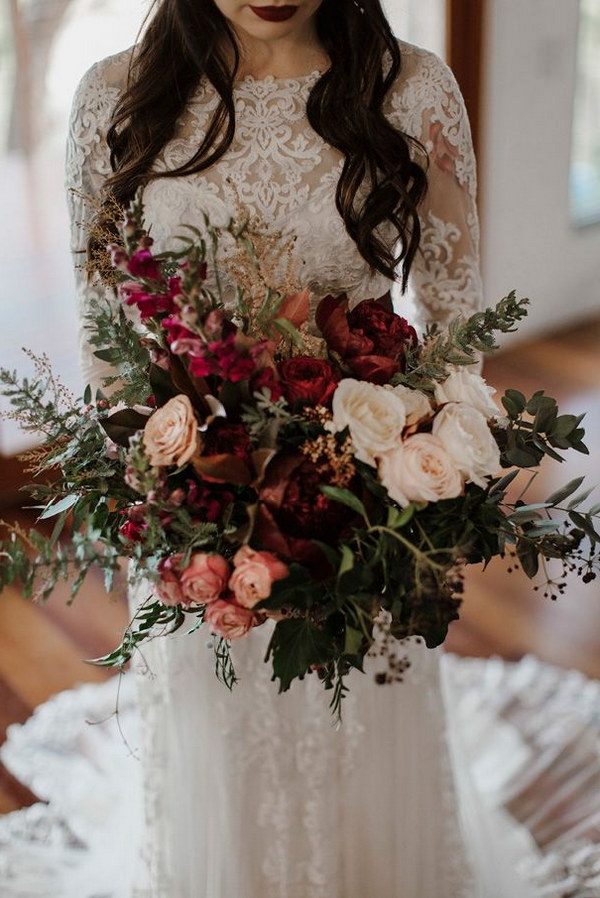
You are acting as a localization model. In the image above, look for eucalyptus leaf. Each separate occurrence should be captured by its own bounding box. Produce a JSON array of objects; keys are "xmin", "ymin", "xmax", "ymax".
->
[{"xmin": 546, "ymin": 476, "xmax": 585, "ymax": 506}]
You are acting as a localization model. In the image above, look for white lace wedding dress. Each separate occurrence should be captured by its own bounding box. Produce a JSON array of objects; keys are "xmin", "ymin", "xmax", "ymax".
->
[{"xmin": 1, "ymin": 38, "xmax": 599, "ymax": 898}]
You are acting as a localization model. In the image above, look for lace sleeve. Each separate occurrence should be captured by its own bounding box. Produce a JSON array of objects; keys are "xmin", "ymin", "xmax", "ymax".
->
[
  {"xmin": 389, "ymin": 49, "xmax": 484, "ymax": 331},
  {"xmin": 64, "ymin": 60, "xmax": 123, "ymax": 398}
]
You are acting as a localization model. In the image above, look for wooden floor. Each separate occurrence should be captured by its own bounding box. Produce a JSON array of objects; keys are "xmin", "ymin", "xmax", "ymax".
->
[{"xmin": 1, "ymin": 315, "xmax": 599, "ymax": 814}]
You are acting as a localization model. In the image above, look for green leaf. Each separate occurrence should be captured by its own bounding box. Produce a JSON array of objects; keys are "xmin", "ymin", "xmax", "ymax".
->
[
  {"xmin": 551, "ymin": 414, "xmax": 579, "ymax": 439},
  {"xmin": 517, "ymin": 540, "xmax": 539, "ymax": 578},
  {"xmin": 266, "ymin": 618, "xmax": 333, "ymax": 693},
  {"xmin": 338, "ymin": 544, "xmax": 355, "ymax": 578},
  {"xmin": 504, "ymin": 447, "xmax": 539, "ymax": 468},
  {"xmin": 533, "ymin": 399, "xmax": 558, "ymax": 434},
  {"xmin": 320, "ymin": 485, "xmax": 367, "ymax": 520},
  {"xmin": 83, "ymin": 384, "xmax": 92, "ymax": 405},
  {"xmin": 344, "ymin": 625, "xmax": 364, "ymax": 656},
  {"xmin": 99, "ymin": 408, "xmax": 151, "ymax": 447},
  {"xmin": 38, "ymin": 493, "xmax": 79, "ymax": 520},
  {"xmin": 271, "ymin": 317, "xmax": 304, "ymax": 349},
  {"xmin": 525, "ymin": 390, "xmax": 546, "ymax": 415},
  {"xmin": 501, "ymin": 395, "xmax": 519, "ymax": 419},
  {"xmin": 509, "ymin": 503, "xmax": 550, "ymax": 522},
  {"xmin": 567, "ymin": 486, "xmax": 596, "ymax": 509},
  {"xmin": 527, "ymin": 519, "xmax": 562, "ymax": 536},
  {"xmin": 546, "ymin": 476, "xmax": 585, "ymax": 506},
  {"xmin": 505, "ymin": 388, "xmax": 526, "ymax": 410},
  {"xmin": 488, "ymin": 469, "xmax": 520, "ymax": 496},
  {"xmin": 568, "ymin": 511, "xmax": 600, "ymax": 543},
  {"xmin": 149, "ymin": 363, "xmax": 179, "ymax": 404},
  {"xmin": 386, "ymin": 504, "xmax": 415, "ymax": 528}
]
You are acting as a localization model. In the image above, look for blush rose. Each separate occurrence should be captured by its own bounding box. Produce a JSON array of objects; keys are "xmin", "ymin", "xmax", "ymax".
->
[
  {"xmin": 378, "ymin": 433, "xmax": 463, "ymax": 507},
  {"xmin": 143, "ymin": 394, "xmax": 199, "ymax": 468},
  {"xmin": 228, "ymin": 546, "xmax": 289, "ymax": 609},
  {"xmin": 180, "ymin": 552, "xmax": 231, "ymax": 605},
  {"xmin": 204, "ymin": 598, "xmax": 257, "ymax": 640}
]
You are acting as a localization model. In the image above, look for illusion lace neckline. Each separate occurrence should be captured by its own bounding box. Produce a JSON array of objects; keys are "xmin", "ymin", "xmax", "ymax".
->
[{"xmin": 233, "ymin": 68, "xmax": 324, "ymax": 89}]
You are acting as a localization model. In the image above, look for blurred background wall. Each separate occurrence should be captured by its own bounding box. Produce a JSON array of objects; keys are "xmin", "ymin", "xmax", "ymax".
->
[{"xmin": 481, "ymin": 0, "xmax": 600, "ymax": 340}]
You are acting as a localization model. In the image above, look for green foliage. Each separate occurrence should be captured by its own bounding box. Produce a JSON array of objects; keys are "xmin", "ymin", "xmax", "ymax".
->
[
  {"xmin": 394, "ymin": 291, "xmax": 530, "ymax": 390},
  {"xmin": 83, "ymin": 297, "xmax": 151, "ymax": 405},
  {"xmin": 266, "ymin": 618, "xmax": 335, "ymax": 693},
  {"xmin": 88, "ymin": 599, "xmax": 186, "ymax": 667},
  {"xmin": 500, "ymin": 389, "xmax": 588, "ymax": 467}
]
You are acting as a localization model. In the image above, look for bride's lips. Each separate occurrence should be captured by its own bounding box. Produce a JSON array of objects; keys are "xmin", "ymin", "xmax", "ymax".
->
[{"xmin": 249, "ymin": 5, "xmax": 298, "ymax": 21}]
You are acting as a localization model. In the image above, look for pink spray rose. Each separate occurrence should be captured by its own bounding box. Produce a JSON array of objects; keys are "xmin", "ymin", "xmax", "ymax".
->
[
  {"xmin": 228, "ymin": 545, "xmax": 289, "ymax": 609},
  {"xmin": 156, "ymin": 553, "xmax": 186, "ymax": 606},
  {"xmin": 179, "ymin": 552, "xmax": 231, "ymax": 605},
  {"xmin": 204, "ymin": 598, "xmax": 256, "ymax": 639}
]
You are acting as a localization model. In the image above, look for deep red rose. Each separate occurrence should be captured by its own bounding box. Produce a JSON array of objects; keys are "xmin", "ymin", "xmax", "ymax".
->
[
  {"xmin": 184, "ymin": 478, "xmax": 235, "ymax": 523},
  {"xmin": 254, "ymin": 452, "xmax": 361, "ymax": 577},
  {"xmin": 277, "ymin": 357, "xmax": 340, "ymax": 407},
  {"xmin": 202, "ymin": 419, "xmax": 252, "ymax": 460},
  {"xmin": 315, "ymin": 293, "xmax": 418, "ymax": 385},
  {"xmin": 250, "ymin": 366, "xmax": 284, "ymax": 401},
  {"xmin": 118, "ymin": 516, "xmax": 147, "ymax": 543}
]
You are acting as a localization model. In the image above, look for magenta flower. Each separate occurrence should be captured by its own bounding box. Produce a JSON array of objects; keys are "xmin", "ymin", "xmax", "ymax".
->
[{"xmin": 127, "ymin": 248, "xmax": 163, "ymax": 281}]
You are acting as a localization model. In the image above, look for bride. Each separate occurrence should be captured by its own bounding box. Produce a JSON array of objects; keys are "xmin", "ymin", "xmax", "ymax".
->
[{"xmin": 1, "ymin": 1, "xmax": 599, "ymax": 897}]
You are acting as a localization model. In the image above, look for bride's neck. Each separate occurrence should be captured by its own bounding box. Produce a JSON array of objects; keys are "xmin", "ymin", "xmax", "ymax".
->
[{"xmin": 218, "ymin": 26, "xmax": 330, "ymax": 80}]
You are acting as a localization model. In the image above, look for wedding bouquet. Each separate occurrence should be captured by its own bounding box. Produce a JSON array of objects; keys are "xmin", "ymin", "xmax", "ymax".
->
[{"xmin": 1, "ymin": 192, "xmax": 598, "ymax": 718}]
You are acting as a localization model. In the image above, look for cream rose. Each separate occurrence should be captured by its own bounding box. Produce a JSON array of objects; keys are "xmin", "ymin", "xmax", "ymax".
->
[
  {"xmin": 434, "ymin": 367, "xmax": 499, "ymax": 419},
  {"xmin": 330, "ymin": 379, "xmax": 407, "ymax": 467},
  {"xmin": 378, "ymin": 433, "xmax": 463, "ymax": 507},
  {"xmin": 432, "ymin": 402, "xmax": 501, "ymax": 487},
  {"xmin": 229, "ymin": 546, "xmax": 289, "ymax": 609},
  {"xmin": 143, "ymin": 394, "xmax": 199, "ymax": 467},
  {"xmin": 384, "ymin": 383, "xmax": 433, "ymax": 426}
]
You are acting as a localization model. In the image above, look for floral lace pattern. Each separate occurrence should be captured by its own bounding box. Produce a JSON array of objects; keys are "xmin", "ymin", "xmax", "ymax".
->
[{"xmin": 61, "ymin": 38, "xmax": 489, "ymax": 897}]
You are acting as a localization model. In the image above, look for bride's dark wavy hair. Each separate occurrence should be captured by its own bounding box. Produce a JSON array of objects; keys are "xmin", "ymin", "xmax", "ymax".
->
[{"xmin": 99, "ymin": 0, "xmax": 429, "ymax": 293}]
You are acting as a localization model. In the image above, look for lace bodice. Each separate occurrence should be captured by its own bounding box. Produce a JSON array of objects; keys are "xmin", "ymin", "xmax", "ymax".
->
[{"xmin": 65, "ymin": 38, "xmax": 484, "ymax": 395}]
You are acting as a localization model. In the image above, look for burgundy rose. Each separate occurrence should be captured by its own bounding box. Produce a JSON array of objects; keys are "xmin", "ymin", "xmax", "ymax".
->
[
  {"xmin": 250, "ymin": 366, "xmax": 284, "ymax": 401},
  {"xmin": 254, "ymin": 452, "xmax": 361, "ymax": 577},
  {"xmin": 202, "ymin": 419, "xmax": 252, "ymax": 460},
  {"xmin": 277, "ymin": 357, "xmax": 340, "ymax": 407},
  {"xmin": 315, "ymin": 293, "xmax": 418, "ymax": 385},
  {"xmin": 185, "ymin": 478, "xmax": 235, "ymax": 523}
]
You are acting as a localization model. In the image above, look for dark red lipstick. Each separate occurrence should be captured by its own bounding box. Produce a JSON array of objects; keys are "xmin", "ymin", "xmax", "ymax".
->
[{"xmin": 249, "ymin": 5, "xmax": 298, "ymax": 21}]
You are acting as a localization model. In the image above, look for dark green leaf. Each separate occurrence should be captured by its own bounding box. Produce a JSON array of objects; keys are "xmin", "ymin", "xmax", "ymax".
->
[
  {"xmin": 99, "ymin": 408, "xmax": 151, "ymax": 447},
  {"xmin": 568, "ymin": 511, "xmax": 600, "ymax": 543},
  {"xmin": 517, "ymin": 540, "xmax": 539, "ymax": 578},
  {"xmin": 504, "ymin": 389, "xmax": 527, "ymax": 413},
  {"xmin": 546, "ymin": 476, "xmax": 585, "ymax": 506},
  {"xmin": 344, "ymin": 626, "xmax": 364, "ymax": 656},
  {"xmin": 504, "ymin": 447, "xmax": 539, "ymax": 468},
  {"xmin": 266, "ymin": 618, "xmax": 333, "ymax": 692},
  {"xmin": 320, "ymin": 485, "xmax": 367, "ymax": 519},
  {"xmin": 488, "ymin": 469, "xmax": 520, "ymax": 496}
]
